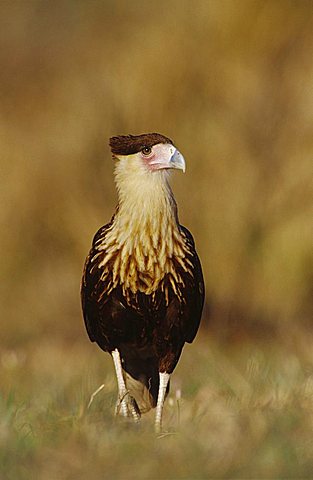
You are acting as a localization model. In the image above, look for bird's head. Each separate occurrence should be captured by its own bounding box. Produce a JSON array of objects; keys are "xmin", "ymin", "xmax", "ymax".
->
[{"xmin": 109, "ymin": 133, "xmax": 185, "ymax": 176}]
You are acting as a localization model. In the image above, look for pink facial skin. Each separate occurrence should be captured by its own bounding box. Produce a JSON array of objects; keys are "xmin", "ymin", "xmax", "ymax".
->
[{"xmin": 140, "ymin": 143, "xmax": 185, "ymax": 173}]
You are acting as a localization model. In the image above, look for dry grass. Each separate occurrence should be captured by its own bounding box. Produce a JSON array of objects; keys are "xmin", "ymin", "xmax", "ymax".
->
[
  {"xmin": 2, "ymin": 334, "xmax": 313, "ymax": 479},
  {"xmin": 1, "ymin": 0, "xmax": 313, "ymax": 478}
]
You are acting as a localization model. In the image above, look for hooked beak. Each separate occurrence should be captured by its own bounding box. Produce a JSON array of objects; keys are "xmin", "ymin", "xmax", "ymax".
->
[
  {"xmin": 169, "ymin": 148, "xmax": 186, "ymax": 173},
  {"xmin": 146, "ymin": 143, "xmax": 186, "ymax": 173}
]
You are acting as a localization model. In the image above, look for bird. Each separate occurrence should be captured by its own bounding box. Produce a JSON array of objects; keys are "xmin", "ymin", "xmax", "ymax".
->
[{"xmin": 81, "ymin": 133, "xmax": 204, "ymax": 432}]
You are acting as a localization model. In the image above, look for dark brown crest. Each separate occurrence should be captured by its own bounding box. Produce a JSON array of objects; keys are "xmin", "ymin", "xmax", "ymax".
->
[{"xmin": 109, "ymin": 133, "xmax": 173, "ymax": 156}]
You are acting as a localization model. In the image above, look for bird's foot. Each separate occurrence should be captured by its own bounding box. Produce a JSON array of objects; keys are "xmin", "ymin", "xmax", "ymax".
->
[{"xmin": 115, "ymin": 390, "xmax": 141, "ymax": 423}]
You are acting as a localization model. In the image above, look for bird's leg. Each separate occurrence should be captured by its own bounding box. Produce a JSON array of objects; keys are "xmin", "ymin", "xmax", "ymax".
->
[
  {"xmin": 111, "ymin": 349, "xmax": 128, "ymax": 417},
  {"xmin": 155, "ymin": 372, "xmax": 170, "ymax": 433},
  {"xmin": 111, "ymin": 349, "xmax": 141, "ymax": 423}
]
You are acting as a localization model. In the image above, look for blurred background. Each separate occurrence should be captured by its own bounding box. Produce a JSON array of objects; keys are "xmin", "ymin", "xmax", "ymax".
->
[
  {"xmin": 1, "ymin": 0, "xmax": 313, "ymax": 346},
  {"xmin": 1, "ymin": 1, "xmax": 313, "ymax": 478}
]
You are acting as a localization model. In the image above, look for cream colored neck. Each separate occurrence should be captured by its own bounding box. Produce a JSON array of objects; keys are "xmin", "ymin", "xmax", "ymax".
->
[
  {"xmin": 96, "ymin": 159, "xmax": 188, "ymax": 297},
  {"xmin": 114, "ymin": 167, "xmax": 179, "ymax": 250}
]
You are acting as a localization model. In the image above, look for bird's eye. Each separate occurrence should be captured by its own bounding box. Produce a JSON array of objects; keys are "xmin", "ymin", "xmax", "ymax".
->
[{"xmin": 142, "ymin": 146, "xmax": 152, "ymax": 156}]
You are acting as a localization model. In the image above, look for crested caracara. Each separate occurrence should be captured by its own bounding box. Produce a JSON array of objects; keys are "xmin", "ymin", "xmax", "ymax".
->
[{"xmin": 81, "ymin": 133, "xmax": 204, "ymax": 432}]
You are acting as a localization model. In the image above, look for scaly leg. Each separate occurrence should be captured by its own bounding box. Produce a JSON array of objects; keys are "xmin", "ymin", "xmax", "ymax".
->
[
  {"xmin": 111, "ymin": 349, "xmax": 140, "ymax": 422},
  {"xmin": 155, "ymin": 372, "xmax": 170, "ymax": 433},
  {"xmin": 112, "ymin": 349, "xmax": 128, "ymax": 417}
]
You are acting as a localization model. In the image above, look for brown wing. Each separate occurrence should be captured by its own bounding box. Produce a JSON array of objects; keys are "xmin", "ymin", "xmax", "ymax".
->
[
  {"xmin": 80, "ymin": 221, "xmax": 113, "ymax": 343},
  {"xmin": 180, "ymin": 225, "xmax": 205, "ymax": 343}
]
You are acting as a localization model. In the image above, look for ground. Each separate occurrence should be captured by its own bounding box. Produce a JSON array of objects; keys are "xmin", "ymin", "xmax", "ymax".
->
[{"xmin": 2, "ymin": 332, "xmax": 313, "ymax": 479}]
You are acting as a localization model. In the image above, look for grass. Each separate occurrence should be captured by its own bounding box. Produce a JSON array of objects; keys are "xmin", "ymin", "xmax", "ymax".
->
[{"xmin": 2, "ymin": 333, "xmax": 313, "ymax": 479}]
